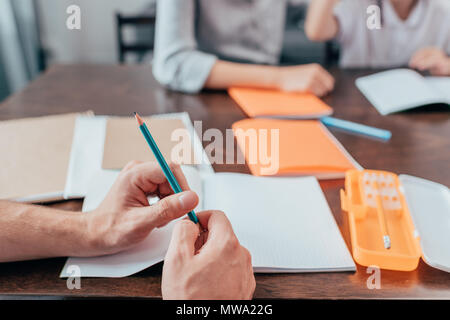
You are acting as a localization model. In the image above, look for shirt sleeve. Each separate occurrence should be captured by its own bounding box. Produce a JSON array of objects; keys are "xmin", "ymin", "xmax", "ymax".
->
[
  {"xmin": 152, "ymin": 0, "xmax": 217, "ymax": 93},
  {"xmin": 333, "ymin": 0, "xmax": 361, "ymax": 45}
]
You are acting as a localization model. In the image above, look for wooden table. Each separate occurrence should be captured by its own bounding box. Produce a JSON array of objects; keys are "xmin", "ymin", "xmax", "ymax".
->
[{"xmin": 0, "ymin": 65, "xmax": 449, "ymax": 299}]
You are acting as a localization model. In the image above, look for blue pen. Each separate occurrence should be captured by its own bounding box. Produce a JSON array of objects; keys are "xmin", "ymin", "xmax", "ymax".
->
[
  {"xmin": 320, "ymin": 116, "xmax": 392, "ymax": 141},
  {"xmin": 134, "ymin": 112, "xmax": 198, "ymax": 224}
]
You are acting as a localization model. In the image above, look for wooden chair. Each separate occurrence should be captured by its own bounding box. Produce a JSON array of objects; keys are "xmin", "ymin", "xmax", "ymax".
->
[{"xmin": 116, "ymin": 13, "xmax": 156, "ymax": 63}]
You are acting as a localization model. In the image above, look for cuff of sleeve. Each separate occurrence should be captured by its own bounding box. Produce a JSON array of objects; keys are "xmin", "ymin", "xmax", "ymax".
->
[{"xmin": 173, "ymin": 52, "xmax": 217, "ymax": 94}]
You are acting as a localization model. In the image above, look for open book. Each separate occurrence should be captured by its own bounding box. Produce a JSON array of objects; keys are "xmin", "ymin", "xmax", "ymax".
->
[
  {"xmin": 64, "ymin": 112, "xmax": 212, "ymax": 199},
  {"xmin": 0, "ymin": 113, "xmax": 87, "ymax": 202},
  {"xmin": 61, "ymin": 166, "xmax": 355, "ymax": 278},
  {"xmin": 356, "ymin": 69, "xmax": 450, "ymax": 115}
]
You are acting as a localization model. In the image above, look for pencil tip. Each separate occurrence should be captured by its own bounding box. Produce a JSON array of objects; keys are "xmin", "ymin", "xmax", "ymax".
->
[
  {"xmin": 133, "ymin": 112, "xmax": 137, "ymax": 115},
  {"xmin": 134, "ymin": 112, "xmax": 144, "ymax": 126},
  {"xmin": 383, "ymin": 236, "xmax": 391, "ymax": 249}
]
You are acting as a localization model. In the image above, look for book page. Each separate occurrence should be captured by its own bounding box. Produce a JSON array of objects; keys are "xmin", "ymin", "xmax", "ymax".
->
[
  {"xmin": 356, "ymin": 69, "xmax": 444, "ymax": 115},
  {"xmin": 202, "ymin": 173, "xmax": 356, "ymax": 272},
  {"xmin": 64, "ymin": 115, "xmax": 107, "ymax": 199},
  {"xmin": 425, "ymin": 77, "xmax": 450, "ymax": 104},
  {"xmin": 102, "ymin": 117, "xmax": 194, "ymax": 170}
]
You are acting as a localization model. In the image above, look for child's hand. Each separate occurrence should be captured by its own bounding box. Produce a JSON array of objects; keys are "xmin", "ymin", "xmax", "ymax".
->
[
  {"xmin": 409, "ymin": 47, "xmax": 450, "ymax": 76},
  {"xmin": 275, "ymin": 64, "xmax": 335, "ymax": 97}
]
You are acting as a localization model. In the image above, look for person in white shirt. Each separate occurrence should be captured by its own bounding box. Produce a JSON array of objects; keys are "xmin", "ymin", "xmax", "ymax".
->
[
  {"xmin": 305, "ymin": 0, "xmax": 450, "ymax": 75},
  {"xmin": 153, "ymin": 0, "xmax": 335, "ymax": 97}
]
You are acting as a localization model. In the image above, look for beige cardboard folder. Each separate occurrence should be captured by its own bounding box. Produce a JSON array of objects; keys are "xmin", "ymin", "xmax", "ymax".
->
[
  {"xmin": 0, "ymin": 113, "xmax": 80, "ymax": 202},
  {"xmin": 102, "ymin": 117, "xmax": 195, "ymax": 170}
]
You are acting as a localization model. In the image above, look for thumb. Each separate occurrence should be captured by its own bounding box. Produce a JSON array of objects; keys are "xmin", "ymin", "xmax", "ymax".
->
[
  {"xmin": 139, "ymin": 190, "xmax": 198, "ymax": 229},
  {"xmin": 166, "ymin": 219, "xmax": 199, "ymax": 260}
]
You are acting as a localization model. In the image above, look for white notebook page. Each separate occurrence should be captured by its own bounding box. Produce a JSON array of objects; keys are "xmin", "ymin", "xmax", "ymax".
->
[
  {"xmin": 425, "ymin": 77, "xmax": 450, "ymax": 104},
  {"xmin": 60, "ymin": 166, "xmax": 203, "ymax": 278},
  {"xmin": 356, "ymin": 69, "xmax": 445, "ymax": 115},
  {"xmin": 203, "ymin": 173, "xmax": 356, "ymax": 272}
]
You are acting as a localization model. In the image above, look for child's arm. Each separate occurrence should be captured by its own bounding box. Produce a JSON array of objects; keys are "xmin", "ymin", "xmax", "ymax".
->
[
  {"xmin": 305, "ymin": 0, "xmax": 341, "ymax": 41},
  {"xmin": 409, "ymin": 47, "xmax": 450, "ymax": 76}
]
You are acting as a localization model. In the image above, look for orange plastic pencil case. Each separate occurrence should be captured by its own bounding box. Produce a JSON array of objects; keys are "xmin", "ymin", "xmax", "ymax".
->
[{"xmin": 341, "ymin": 169, "xmax": 450, "ymax": 272}]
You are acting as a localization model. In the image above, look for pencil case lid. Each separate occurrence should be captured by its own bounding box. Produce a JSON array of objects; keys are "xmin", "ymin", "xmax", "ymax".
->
[{"xmin": 399, "ymin": 174, "xmax": 450, "ymax": 273}]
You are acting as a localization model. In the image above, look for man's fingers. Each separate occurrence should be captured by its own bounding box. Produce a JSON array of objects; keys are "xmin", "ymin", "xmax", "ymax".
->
[
  {"xmin": 137, "ymin": 190, "xmax": 199, "ymax": 228},
  {"xmin": 122, "ymin": 161, "xmax": 190, "ymax": 194},
  {"xmin": 206, "ymin": 211, "xmax": 235, "ymax": 236},
  {"xmin": 195, "ymin": 210, "xmax": 214, "ymax": 229},
  {"xmin": 197, "ymin": 211, "xmax": 238, "ymax": 253},
  {"xmin": 166, "ymin": 219, "xmax": 200, "ymax": 260},
  {"xmin": 123, "ymin": 160, "xmax": 143, "ymax": 171},
  {"xmin": 170, "ymin": 163, "xmax": 191, "ymax": 192}
]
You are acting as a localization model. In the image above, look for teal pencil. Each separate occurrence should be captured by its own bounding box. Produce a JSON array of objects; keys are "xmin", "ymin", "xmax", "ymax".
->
[{"xmin": 134, "ymin": 112, "xmax": 198, "ymax": 224}]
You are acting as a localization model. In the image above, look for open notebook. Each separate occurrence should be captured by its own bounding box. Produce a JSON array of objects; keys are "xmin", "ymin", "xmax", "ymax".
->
[
  {"xmin": 356, "ymin": 69, "xmax": 450, "ymax": 115},
  {"xmin": 102, "ymin": 116, "xmax": 195, "ymax": 170},
  {"xmin": 0, "ymin": 113, "xmax": 88, "ymax": 202},
  {"xmin": 64, "ymin": 112, "xmax": 213, "ymax": 199},
  {"xmin": 0, "ymin": 112, "xmax": 207, "ymax": 202},
  {"xmin": 60, "ymin": 166, "xmax": 355, "ymax": 278},
  {"xmin": 228, "ymin": 87, "xmax": 333, "ymax": 119},
  {"xmin": 232, "ymin": 118, "xmax": 362, "ymax": 179}
]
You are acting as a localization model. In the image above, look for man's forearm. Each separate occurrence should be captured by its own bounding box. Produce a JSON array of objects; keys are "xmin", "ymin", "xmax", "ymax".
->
[{"xmin": 0, "ymin": 201, "xmax": 92, "ymax": 262}]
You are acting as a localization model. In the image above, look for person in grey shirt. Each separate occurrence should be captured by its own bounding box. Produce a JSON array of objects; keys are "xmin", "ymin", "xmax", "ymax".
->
[{"xmin": 153, "ymin": 0, "xmax": 334, "ymax": 96}]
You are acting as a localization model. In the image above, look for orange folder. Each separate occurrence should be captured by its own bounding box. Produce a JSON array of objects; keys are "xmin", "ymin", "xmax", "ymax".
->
[
  {"xmin": 232, "ymin": 118, "xmax": 361, "ymax": 179},
  {"xmin": 228, "ymin": 87, "xmax": 333, "ymax": 119}
]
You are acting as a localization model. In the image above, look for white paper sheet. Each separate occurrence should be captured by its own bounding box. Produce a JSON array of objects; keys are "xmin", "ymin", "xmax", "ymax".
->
[{"xmin": 64, "ymin": 116, "xmax": 107, "ymax": 199}]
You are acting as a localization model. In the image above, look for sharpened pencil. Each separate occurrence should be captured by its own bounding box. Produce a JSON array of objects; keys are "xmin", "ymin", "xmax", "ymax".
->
[
  {"xmin": 134, "ymin": 112, "xmax": 198, "ymax": 224},
  {"xmin": 373, "ymin": 182, "xmax": 391, "ymax": 249}
]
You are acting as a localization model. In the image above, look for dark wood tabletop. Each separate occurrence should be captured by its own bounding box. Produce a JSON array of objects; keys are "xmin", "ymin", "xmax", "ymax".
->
[{"xmin": 0, "ymin": 64, "xmax": 449, "ymax": 299}]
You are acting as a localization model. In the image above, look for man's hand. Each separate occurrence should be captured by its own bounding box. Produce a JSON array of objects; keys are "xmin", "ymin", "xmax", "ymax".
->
[
  {"xmin": 409, "ymin": 47, "xmax": 450, "ymax": 76},
  {"xmin": 84, "ymin": 161, "xmax": 199, "ymax": 256},
  {"xmin": 162, "ymin": 211, "xmax": 256, "ymax": 300},
  {"xmin": 275, "ymin": 64, "xmax": 335, "ymax": 97}
]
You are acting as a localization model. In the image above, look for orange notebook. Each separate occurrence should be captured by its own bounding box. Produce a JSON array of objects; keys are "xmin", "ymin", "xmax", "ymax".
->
[
  {"xmin": 232, "ymin": 119, "xmax": 361, "ymax": 179},
  {"xmin": 228, "ymin": 87, "xmax": 333, "ymax": 119}
]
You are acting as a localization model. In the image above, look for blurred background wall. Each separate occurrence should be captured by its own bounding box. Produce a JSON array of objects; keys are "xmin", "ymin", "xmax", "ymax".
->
[
  {"xmin": 0, "ymin": 0, "xmax": 41, "ymax": 101},
  {"xmin": 0, "ymin": 0, "xmax": 331, "ymax": 103},
  {"xmin": 36, "ymin": 0, "xmax": 156, "ymax": 64}
]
